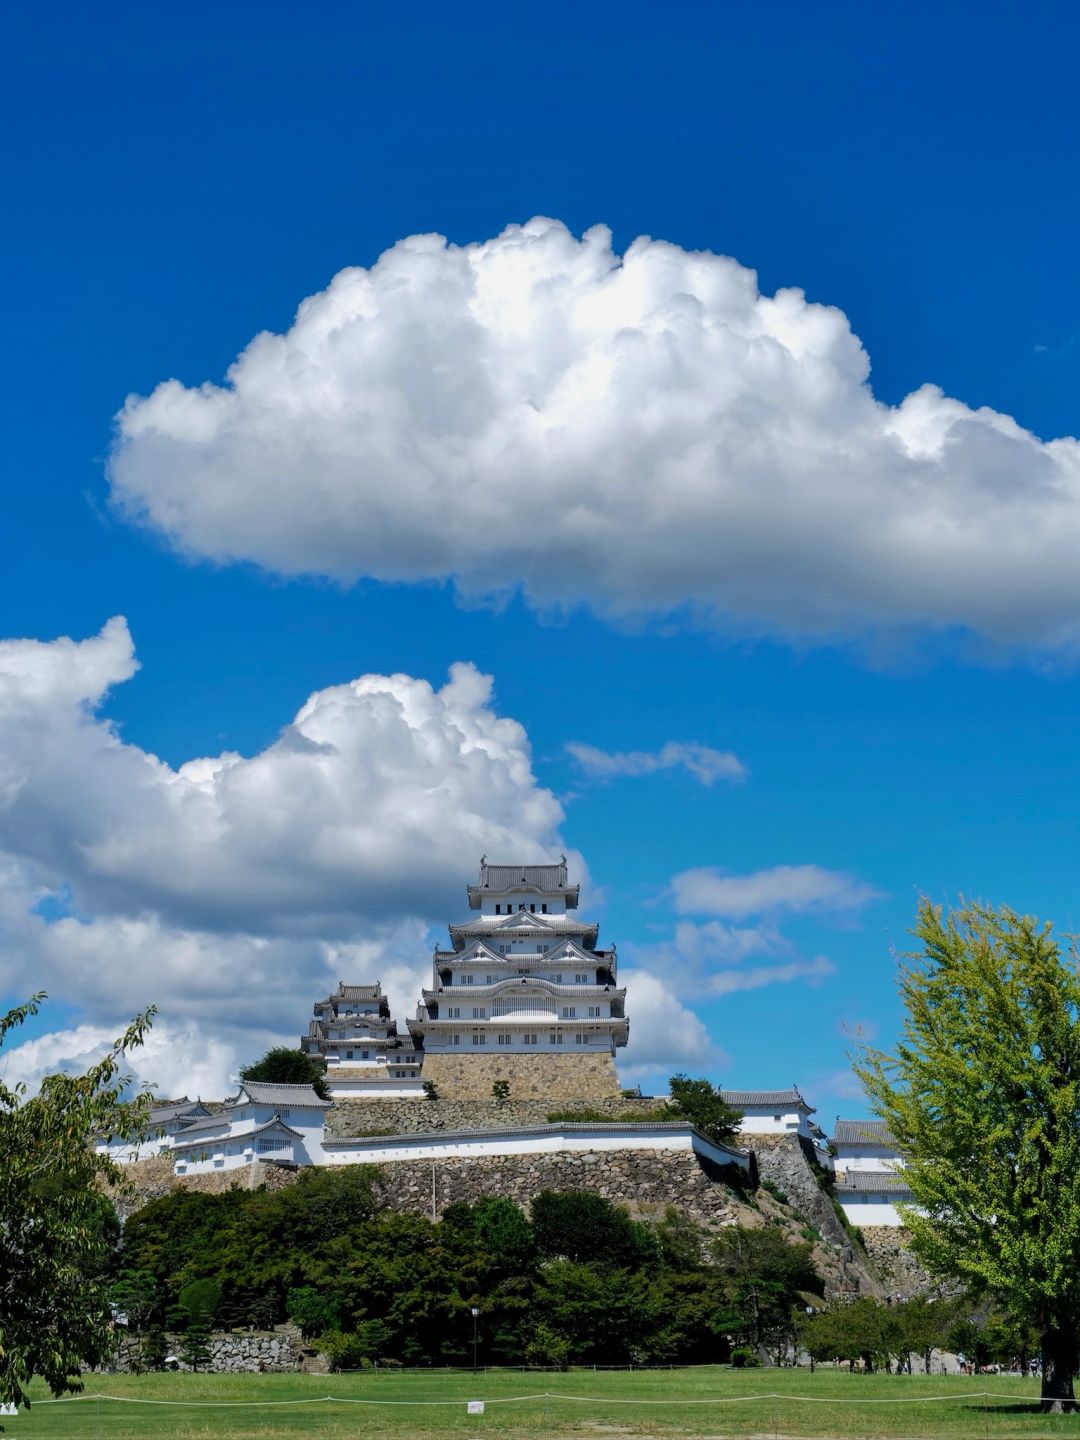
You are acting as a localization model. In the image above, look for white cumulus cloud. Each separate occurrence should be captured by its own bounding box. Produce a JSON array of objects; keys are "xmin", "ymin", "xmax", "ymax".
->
[
  {"xmin": 110, "ymin": 217, "xmax": 1080, "ymax": 650},
  {"xmin": 671, "ymin": 864, "xmax": 882, "ymax": 919},
  {"xmin": 0, "ymin": 619, "xmax": 573, "ymax": 1095},
  {"xmin": 616, "ymin": 969, "xmax": 726, "ymax": 1091},
  {"xmin": 566, "ymin": 740, "xmax": 746, "ymax": 786}
]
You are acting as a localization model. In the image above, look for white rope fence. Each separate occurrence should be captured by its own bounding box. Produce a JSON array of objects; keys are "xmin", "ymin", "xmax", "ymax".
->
[{"xmin": 28, "ymin": 1385, "xmax": 1040, "ymax": 1408}]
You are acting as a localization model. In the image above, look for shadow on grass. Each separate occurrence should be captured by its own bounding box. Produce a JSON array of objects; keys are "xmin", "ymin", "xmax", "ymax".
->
[{"xmin": 967, "ymin": 1402, "xmax": 1046, "ymax": 1415}]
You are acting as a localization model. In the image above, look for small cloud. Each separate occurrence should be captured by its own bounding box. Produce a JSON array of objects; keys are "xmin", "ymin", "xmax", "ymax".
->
[
  {"xmin": 566, "ymin": 740, "xmax": 747, "ymax": 787},
  {"xmin": 672, "ymin": 864, "xmax": 882, "ymax": 920},
  {"xmin": 708, "ymin": 955, "xmax": 836, "ymax": 995}
]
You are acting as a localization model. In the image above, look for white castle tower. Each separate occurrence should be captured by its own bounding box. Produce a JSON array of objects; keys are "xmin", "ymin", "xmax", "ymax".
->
[{"xmin": 408, "ymin": 858, "xmax": 628, "ymax": 1099}]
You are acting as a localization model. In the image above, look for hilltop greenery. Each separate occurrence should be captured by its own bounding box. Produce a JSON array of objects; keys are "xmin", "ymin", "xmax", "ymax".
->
[{"xmin": 115, "ymin": 1170, "xmax": 823, "ymax": 1367}]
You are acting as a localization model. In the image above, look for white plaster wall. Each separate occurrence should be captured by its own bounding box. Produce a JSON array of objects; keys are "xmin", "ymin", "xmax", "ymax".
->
[
  {"xmin": 839, "ymin": 1196, "xmax": 905, "ymax": 1226},
  {"xmin": 836, "ymin": 1149, "xmax": 906, "ymax": 1171},
  {"xmin": 736, "ymin": 1109, "xmax": 811, "ymax": 1137},
  {"xmin": 323, "ymin": 1124, "xmax": 749, "ymax": 1171},
  {"xmin": 325, "ymin": 1077, "xmax": 425, "ymax": 1099}
]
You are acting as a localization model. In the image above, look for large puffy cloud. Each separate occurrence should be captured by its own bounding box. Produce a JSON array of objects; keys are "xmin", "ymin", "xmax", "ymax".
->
[
  {"xmin": 0, "ymin": 619, "xmax": 571, "ymax": 1093},
  {"xmin": 0, "ymin": 619, "xmax": 565, "ymax": 937},
  {"xmin": 111, "ymin": 218, "xmax": 1080, "ymax": 648}
]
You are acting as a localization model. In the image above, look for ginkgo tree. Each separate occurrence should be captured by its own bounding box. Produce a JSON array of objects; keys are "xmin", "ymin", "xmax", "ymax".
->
[
  {"xmin": 0, "ymin": 993, "xmax": 154, "ymax": 1410},
  {"xmin": 857, "ymin": 901, "xmax": 1080, "ymax": 1413}
]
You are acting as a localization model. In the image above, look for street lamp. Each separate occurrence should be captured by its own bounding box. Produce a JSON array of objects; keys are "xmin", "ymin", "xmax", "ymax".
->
[{"xmin": 471, "ymin": 1307, "xmax": 480, "ymax": 1373}]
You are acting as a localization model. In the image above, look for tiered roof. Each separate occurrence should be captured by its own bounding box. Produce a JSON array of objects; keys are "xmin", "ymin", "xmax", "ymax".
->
[{"xmin": 833, "ymin": 1118, "xmax": 898, "ymax": 1147}]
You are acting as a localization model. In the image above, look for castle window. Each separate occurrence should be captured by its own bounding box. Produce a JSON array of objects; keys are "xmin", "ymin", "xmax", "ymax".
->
[
  {"xmin": 524, "ymin": 1033, "xmax": 538, "ymax": 1045},
  {"xmin": 452, "ymin": 1034, "xmax": 461, "ymax": 1045},
  {"xmin": 542, "ymin": 904, "xmax": 548, "ymax": 913},
  {"xmin": 495, "ymin": 904, "xmax": 500, "ymax": 914},
  {"xmin": 362, "ymin": 1050, "xmax": 369, "ymax": 1059},
  {"xmin": 464, "ymin": 974, "xmax": 474, "ymax": 984},
  {"xmin": 530, "ymin": 904, "xmax": 536, "ymax": 913},
  {"xmin": 497, "ymin": 1033, "xmax": 510, "ymax": 1045},
  {"xmin": 575, "ymin": 1033, "xmax": 586, "ymax": 1044},
  {"xmin": 589, "ymin": 1006, "xmax": 601, "ymax": 1018}
]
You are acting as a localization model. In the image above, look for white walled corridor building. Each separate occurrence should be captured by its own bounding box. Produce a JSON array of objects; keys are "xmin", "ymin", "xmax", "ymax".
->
[{"xmin": 170, "ymin": 1081, "xmax": 330, "ymax": 1175}]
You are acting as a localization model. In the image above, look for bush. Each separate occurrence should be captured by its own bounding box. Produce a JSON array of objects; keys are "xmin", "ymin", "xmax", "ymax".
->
[
  {"xmin": 730, "ymin": 1346, "xmax": 760, "ymax": 1368},
  {"xmin": 318, "ymin": 1331, "xmax": 370, "ymax": 1371},
  {"xmin": 422, "ymin": 1080, "xmax": 439, "ymax": 1101},
  {"xmin": 287, "ymin": 1286, "xmax": 340, "ymax": 1339},
  {"xmin": 760, "ymin": 1178, "xmax": 789, "ymax": 1206}
]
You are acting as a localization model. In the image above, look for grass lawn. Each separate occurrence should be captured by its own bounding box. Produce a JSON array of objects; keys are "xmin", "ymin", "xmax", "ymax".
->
[{"xmin": 13, "ymin": 1367, "xmax": 1076, "ymax": 1440}]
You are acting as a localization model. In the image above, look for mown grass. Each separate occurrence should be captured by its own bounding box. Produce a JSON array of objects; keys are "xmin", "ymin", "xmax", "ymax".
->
[{"xmin": 15, "ymin": 1366, "xmax": 1073, "ymax": 1440}]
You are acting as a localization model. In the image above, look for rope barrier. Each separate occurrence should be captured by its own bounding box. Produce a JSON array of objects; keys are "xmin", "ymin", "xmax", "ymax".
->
[{"xmin": 31, "ymin": 1385, "xmax": 1040, "ymax": 1409}]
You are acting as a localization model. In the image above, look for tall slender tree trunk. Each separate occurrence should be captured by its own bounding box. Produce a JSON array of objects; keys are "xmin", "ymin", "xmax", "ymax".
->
[{"xmin": 1040, "ymin": 1325, "xmax": 1078, "ymax": 1413}]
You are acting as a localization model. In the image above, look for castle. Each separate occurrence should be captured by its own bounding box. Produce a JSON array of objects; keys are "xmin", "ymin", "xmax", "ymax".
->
[{"xmin": 98, "ymin": 857, "xmax": 913, "ymax": 1225}]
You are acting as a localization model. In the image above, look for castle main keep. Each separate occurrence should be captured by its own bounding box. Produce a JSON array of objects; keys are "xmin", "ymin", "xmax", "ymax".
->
[{"xmin": 411, "ymin": 858, "xmax": 628, "ymax": 1099}]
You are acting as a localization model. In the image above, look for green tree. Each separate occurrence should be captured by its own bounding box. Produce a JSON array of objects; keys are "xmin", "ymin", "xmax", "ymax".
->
[
  {"xmin": 856, "ymin": 900, "xmax": 1080, "ymax": 1412},
  {"xmin": 0, "ymin": 994, "xmax": 155, "ymax": 1408},
  {"xmin": 178, "ymin": 1316, "xmax": 211, "ymax": 1371},
  {"xmin": 177, "ymin": 1278, "xmax": 222, "ymax": 1328},
  {"xmin": 239, "ymin": 1047, "xmax": 329, "ymax": 1100},
  {"xmin": 665, "ymin": 1075, "xmax": 741, "ymax": 1145},
  {"xmin": 803, "ymin": 1299, "xmax": 890, "ymax": 1372},
  {"xmin": 287, "ymin": 1286, "xmax": 340, "ymax": 1339},
  {"xmin": 531, "ymin": 1190, "xmax": 656, "ymax": 1269}
]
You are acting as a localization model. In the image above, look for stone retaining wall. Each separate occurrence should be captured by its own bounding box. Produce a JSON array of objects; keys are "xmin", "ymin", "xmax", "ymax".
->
[
  {"xmin": 861, "ymin": 1226, "xmax": 938, "ymax": 1296},
  {"xmin": 108, "ymin": 1325, "xmax": 312, "ymax": 1374},
  {"xmin": 326, "ymin": 1092, "xmax": 664, "ymax": 1138},
  {"xmin": 367, "ymin": 1146, "xmax": 749, "ymax": 1229},
  {"xmin": 415, "ymin": 1051, "xmax": 621, "ymax": 1100}
]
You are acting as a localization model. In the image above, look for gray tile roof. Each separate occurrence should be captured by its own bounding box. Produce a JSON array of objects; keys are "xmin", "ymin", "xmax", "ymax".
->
[
  {"xmin": 236, "ymin": 1081, "xmax": 331, "ymax": 1109},
  {"xmin": 834, "ymin": 1119, "xmax": 900, "ymax": 1148},
  {"xmin": 468, "ymin": 858, "xmax": 579, "ymax": 909},
  {"xmin": 167, "ymin": 1110, "xmax": 231, "ymax": 1136},
  {"xmin": 148, "ymin": 1099, "xmax": 209, "ymax": 1125},
  {"xmin": 835, "ymin": 1171, "xmax": 913, "ymax": 1195},
  {"xmin": 721, "ymin": 1088, "xmax": 814, "ymax": 1112}
]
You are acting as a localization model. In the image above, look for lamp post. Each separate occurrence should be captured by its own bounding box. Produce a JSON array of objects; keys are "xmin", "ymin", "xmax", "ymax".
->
[{"xmin": 471, "ymin": 1307, "xmax": 480, "ymax": 1373}]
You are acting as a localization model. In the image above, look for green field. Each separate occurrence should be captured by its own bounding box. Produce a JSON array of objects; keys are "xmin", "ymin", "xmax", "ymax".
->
[{"xmin": 13, "ymin": 1367, "xmax": 1078, "ymax": 1440}]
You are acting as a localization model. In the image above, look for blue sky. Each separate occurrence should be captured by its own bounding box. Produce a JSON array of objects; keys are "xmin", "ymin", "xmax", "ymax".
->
[{"xmin": 3, "ymin": 1, "xmax": 1080, "ymax": 1118}]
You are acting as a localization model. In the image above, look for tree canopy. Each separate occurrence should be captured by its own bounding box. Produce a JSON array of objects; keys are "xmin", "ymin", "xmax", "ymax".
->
[
  {"xmin": 239, "ymin": 1046, "xmax": 329, "ymax": 1100},
  {"xmin": 116, "ymin": 1177, "xmax": 822, "ymax": 1367},
  {"xmin": 0, "ymin": 994, "xmax": 154, "ymax": 1408},
  {"xmin": 665, "ymin": 1075, "xmax": 741, "ymax": 1145},
  {"xmin": 856, "ymin": 899, "xmax": 1080, "ymax": 1412}
]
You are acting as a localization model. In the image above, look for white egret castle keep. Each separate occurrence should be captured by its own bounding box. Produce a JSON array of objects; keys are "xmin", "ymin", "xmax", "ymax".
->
[{"xmin": 409, "ymin": 858, "xmax": 629, "ymax": 1099}]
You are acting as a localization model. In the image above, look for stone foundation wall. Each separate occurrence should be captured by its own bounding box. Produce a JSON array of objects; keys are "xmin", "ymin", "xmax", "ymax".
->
[
  {"xmin": 111, "ymin": 1154, "xmax": 299, "ymax": 1218},
  {"xmin": 109, "ymin": 1325, "xmax": 312, "ymax": 1374},
  {"xmin": 417, "ymin": 1051, "xmax": 622, "ymax": 1101},
  {"xmin": 369, "ymin": 1147, "xmax": 748, "ymax": 1229},
  {"xmin": 326, "ymin": 1092, "xmax": 664, "ymax": 1138},
  {"xmin": 861, "ymin": 1226, "xmax": 938, "ymax": 1296}
]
